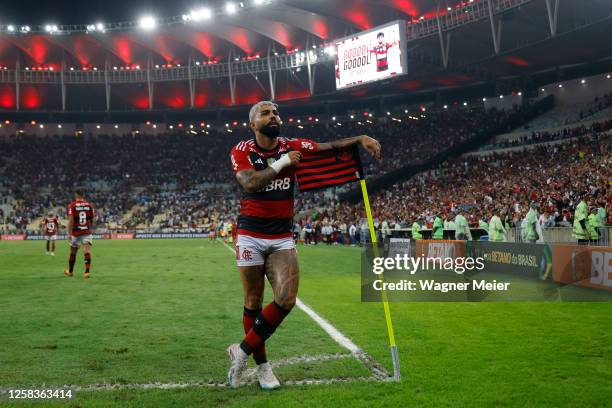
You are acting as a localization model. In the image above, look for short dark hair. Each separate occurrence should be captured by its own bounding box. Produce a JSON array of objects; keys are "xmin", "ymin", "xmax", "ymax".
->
[
  {"xmin": 377, "ymin": 32, "xmax": 384, "ymax": 38},
  {"xmin": 75, "ymin": 188, "xmax": 85, "ymax": 198}
]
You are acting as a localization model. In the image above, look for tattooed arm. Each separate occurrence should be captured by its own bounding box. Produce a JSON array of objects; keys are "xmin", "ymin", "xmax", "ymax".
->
[
  {"xmin": 235, "ymin": 167, "xmax": 279, "ymax": 193},
  {"xmin": 235, "ymin": 150, "xmax": 302, "ymax": 193}
]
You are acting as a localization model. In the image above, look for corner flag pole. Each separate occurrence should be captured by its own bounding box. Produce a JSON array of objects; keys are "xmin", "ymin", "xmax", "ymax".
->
[{"xmin": 360, "ymin": 179, "xmax": 401, "ymax": 381}]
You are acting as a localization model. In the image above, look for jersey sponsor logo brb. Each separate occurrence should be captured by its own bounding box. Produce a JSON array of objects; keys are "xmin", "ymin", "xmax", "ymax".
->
[{"xmin": 261, "ymin": 177, "xmax": 291, "ymax": 192}]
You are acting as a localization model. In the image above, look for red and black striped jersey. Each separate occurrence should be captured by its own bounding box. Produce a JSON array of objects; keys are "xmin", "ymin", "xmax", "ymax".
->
[
  {"xmin": 230, "ymin": 137, "xmax": 318, "ymax": 238},
  {"xmin": 42, "ymin": 216, "xmax": 59, "ymax": 235},
  {"xmin": 67, "ymin": 199, "xmax": 94, "ymax": 236},
  {"xmin": 370, "ymin": 43, "xmax": 392, "ymax": 70}
]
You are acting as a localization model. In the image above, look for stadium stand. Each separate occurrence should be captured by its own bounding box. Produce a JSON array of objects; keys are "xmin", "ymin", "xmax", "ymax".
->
[
  {"xmin": 480, "ymin": 118, "xmax": 612, "ymax": 151},
  {"xmin": 305, "ymin": 125, "xmax": 611, "ymax": 241},
  {"xmin": 0, "ymin": 105, "xmax": 519, "ymax": 232},
  {"xmin": 0, "ymin": 93, "xmax": 609, "ymax": 242},
  {"xmin": 518, "ymin": 76, "xmax": 612, "ymax": 131}
]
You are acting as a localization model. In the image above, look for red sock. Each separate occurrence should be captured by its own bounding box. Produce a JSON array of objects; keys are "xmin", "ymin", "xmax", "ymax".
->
[
  {"xmin": 84, "ymin": 253, "xmax": 91, "ymax": 273},
  {"xmin": 68, "ymin": 254, "xmax": 76, "ymax": 272},
  {"xmin": 243, "ymin": 307, "xmax": 267, "ymax": 364},
  {"xmin": 240, "ymin": 301, "xmax": 289, "ymax": 355}
]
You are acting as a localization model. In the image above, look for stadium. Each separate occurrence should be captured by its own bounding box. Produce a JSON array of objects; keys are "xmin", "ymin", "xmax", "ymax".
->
[{"xmin": 0, "ymin": 0, "xmax": 611, "ymax": 406}]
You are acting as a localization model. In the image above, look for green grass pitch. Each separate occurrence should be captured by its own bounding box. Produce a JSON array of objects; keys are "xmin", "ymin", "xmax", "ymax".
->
[{"xmin": 0, "ymin": 239, "xmax": 610, "ymax": 407}]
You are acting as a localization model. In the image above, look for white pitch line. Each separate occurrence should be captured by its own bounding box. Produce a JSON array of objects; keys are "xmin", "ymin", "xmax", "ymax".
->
[
  {"xmin": 219, "ymin": 240, "xmax": 362, "ymax": 354},
  {"xmin": 295, "ymin": 299, "xmax": 361, "ymax": 354},
  {"xmin": 0, "ymin": 354, "xmax": 365, "ymax": 393},
  {"xmin": 0, "ymin": 376, "xmax": 385, "ymax": 393}
]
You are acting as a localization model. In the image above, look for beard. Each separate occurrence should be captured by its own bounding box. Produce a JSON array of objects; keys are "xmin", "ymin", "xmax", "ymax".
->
[{"xmin": 260, "ymin": 122, "xmax": 281, "ymax": 138}]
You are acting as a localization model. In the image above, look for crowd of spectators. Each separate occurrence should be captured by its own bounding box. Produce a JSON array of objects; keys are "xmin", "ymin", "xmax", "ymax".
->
[
  {"xmin": 310, "ymin": 130, "xmax": 611, "ymax": 237},
  {"xmin": 482, "ymin": 119, "xmax": 612, "ymax": 150},
  {"xmin": 579, "ymin": 91, "xmax": 612, "ymax": 121},
  {"xmin": 1, "ymin": 106, "xmax": 609, "ymax": 239},
  {"xmin": 289, "ymin": 107, "xmax": 514, "ymax": 175},
  {"xmin": 0, "ymin": 106, "xmax": 505, "ymax": 231}
]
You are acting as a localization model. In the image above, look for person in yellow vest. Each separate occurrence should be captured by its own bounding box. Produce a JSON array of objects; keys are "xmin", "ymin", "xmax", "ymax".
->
[
  {"xmin": 412, "ymin": 218, "xmax": 423, "ymax": 240},
  {"xmin": 587, "ymin": 207, "xmax": 599, "ymax": 244},
  {"xmin": 488, "ymin": 211, "xmax": 506, "ymax": 242},
  {"xmin": 454, "ymin": 209, "xmax": 471, "ymax": 241},
  {"xmin": 524, "ymin": 202, "xmax": 540, "ymax": 243},
  {"xmin": 227, "ymin": 221, "xmax": 234, "ymax": 244},
  {"xmin": 479, "ymin": 218, "xmax": 489, "ymax": 232},
  {"xmin": 572, "ymin": 194, "xmax": 590, "ymax": 245},
  {"xmin": 432, "ymin": 214, "xmax": 444, "ymax": 240}
]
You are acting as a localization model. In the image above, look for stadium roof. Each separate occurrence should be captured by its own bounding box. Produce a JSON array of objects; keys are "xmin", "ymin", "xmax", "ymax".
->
[
  {"xmin": 0, "ymin": 0, "xmax": 611, "ymax": 112},
  {"xmin": 1, "ymin": 0, "xmax": 609, "ymax": 68},
  {"xmin": 0, "ymin": 1, "xmax": 465, "ymax": 63}
]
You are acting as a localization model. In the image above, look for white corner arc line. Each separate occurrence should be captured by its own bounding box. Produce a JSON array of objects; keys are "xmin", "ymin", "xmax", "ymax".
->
[
  {"xmin": 219, "ymin": 240, "xmax": 362, "ymax": 355},
  {"xmin": 295, "ymin": 298, "xmax": 361, "ymax": 354}
]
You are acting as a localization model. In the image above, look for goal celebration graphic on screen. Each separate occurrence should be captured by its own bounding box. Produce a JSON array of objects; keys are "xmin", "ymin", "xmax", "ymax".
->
[{"xmin": 335, "ymin": 21, "xmax": 406, "ymax": 90}]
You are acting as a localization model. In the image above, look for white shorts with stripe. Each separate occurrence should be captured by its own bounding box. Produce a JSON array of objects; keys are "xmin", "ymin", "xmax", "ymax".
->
[
  {"xmin": 235, "ymin": 234, "xmax": 296, "ymax": 266},
  {"xmin": 70, "ymin": 234, "xmax": 94, "ymax": 248}
]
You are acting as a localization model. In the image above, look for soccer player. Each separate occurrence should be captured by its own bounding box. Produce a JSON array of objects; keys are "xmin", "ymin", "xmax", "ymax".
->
[
  {"xmin": 63, "ymin": 189, "xmax": 95, "ymax": 279},
  {"xmin": 370, "ymin": 32, "xmax": 396, "ymax": 72},
  {"xmin": 209, "ymin": 221, "xmax": 216, "ymax": 241},
  {"xmin": 40, "ymin": 211, "xmax": 60, "ymax": 256},
  {"xmin": 227, "ymin": 101, "xmax": 380, "ymax": 389}
]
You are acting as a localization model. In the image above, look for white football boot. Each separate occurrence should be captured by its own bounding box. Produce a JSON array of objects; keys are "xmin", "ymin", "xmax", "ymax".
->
[
  {"xmin": 257, "ymin": 362, "xmax": 280, "ymax": 390},
  {"xmin": 226, "ymin": 344, "xmax": 248, "ymax": 388}
]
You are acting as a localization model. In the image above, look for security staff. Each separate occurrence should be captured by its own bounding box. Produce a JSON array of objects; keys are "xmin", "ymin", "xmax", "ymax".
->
[
  {"xmin": 572, "ymin": 195, "xmax": 590, "ymax": 244},
  {"xmin": 587, "ymin": 207, "xmax": 599, "ymax": 243},
  {"xmin": 433, "ymin": 214, "xmax": 444, "ymax": 240},
  {"xmin": 454, "ymin": 209, "xmax": 472, "ymax": 241},
  {"xmin": 525, "ymin": 202, "xmax": 540, "ymax": 243},
  {"xmin": 412, "ymin": 218, "xmax": 423, "ymax": 240},
  {"xmin": 488, "ymin": 213, "xmax": 506, "ymax": 242}
]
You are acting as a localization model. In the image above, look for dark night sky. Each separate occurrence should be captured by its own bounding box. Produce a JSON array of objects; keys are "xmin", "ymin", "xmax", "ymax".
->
[{"xmin": 1, "ymin": 0, "xmax": 217, "ymax": 25}]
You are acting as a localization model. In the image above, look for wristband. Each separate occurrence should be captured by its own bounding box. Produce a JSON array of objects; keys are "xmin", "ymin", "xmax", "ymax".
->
[{"xmin": 269, "ymin": 154, "xmax": 292, "ymax": 174}]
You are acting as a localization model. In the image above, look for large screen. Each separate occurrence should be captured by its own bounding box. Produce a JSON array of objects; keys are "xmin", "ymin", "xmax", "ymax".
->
[{"xmin": 334, "ymin": 21, "xmax": 407, "ymax": 90}]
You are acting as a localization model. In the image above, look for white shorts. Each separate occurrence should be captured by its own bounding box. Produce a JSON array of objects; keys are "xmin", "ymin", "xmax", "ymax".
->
[
  {"xmin": 235, "ymin": 234, "xmax": 296, "ymax": 266},
  {"xmin": 70, "ymin": 234, "xmax": 93, "ymax": 248},
  {"xmin": 45, "ymin": 235, "xmax": 57, "ymax": 241}
]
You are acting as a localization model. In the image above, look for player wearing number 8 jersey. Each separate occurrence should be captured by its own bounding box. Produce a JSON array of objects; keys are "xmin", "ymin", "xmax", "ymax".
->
[{"xmin": 64, "ymin": 189, "xmax": 95, "ymax": 279}]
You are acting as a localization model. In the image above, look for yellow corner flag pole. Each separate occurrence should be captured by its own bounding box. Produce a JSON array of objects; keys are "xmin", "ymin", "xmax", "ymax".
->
[{"xmin": 360, "ymin": 179, "xmax": 401, "ymax": 381}]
